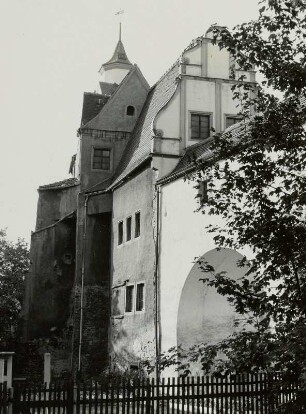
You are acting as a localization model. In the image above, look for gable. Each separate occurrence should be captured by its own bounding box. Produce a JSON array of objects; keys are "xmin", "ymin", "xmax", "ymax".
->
[
  {"xmin": 108, "ymin": 62, "xmax": 180, "ymax": 189},
  {"xmin": 84, "ymin": 67, "xmax": 150, "ymax": 133}
]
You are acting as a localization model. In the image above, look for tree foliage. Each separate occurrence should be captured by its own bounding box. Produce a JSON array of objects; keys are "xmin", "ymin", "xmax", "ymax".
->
[{"xmin": 0, "ymin": 229, "xmax": 30, "ymax": 343}]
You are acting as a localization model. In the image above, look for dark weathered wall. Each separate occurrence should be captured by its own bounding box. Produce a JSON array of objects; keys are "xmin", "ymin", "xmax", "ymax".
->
[
  {"xmin": 111, "ymin": 166, "xmax": 156, "ymax": 368},
  {"xmin": 36, "ymin": 185, "xmax": 79, "ymax": 230},
  {"xmin": 72, "ymin": 211, "xmax": 111, "ymax": 377},
  {"xmin": 23, "ymin": 218, "xmax": 76, "ymax": 340}
]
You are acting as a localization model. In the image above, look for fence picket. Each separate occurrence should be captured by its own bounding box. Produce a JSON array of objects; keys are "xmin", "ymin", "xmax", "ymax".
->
[
  {"xmin": 187, "ymin": 376, "xmax": 191, "ymax": 414},
  {"xmin": 5, "ymin": 372, "xmax": 305, "ymax": 414}
]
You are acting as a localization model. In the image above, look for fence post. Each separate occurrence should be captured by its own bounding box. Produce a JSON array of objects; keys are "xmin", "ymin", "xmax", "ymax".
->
[{"xmin": 66, "ymin": 381, "xmax": 74, "ymax": 414}]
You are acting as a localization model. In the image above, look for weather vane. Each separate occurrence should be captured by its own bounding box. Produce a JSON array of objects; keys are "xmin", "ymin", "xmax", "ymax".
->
[{"xmin": 115, "ymin": 10, "xmax": 125, "ymax": 41}]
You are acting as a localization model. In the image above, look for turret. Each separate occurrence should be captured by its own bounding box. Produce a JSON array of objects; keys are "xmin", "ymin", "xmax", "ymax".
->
[{"xmin": 98, "ymin": 24, "xmax": 133, "ymax": 84}]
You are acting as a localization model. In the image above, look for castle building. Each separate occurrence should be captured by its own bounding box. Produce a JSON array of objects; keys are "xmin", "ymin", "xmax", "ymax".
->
[{"xmin": 22, "ymin": 28, "xmax": 256, "ymax": 377}]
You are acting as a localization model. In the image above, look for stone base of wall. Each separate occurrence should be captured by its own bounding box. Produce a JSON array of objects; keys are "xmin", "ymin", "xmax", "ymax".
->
[{"xmin": 71, "ymin": 284, "xmax": 110, "ymax": 379}]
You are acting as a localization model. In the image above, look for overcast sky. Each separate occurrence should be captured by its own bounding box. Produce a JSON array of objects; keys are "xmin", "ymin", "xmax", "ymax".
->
[{"xmin": 0, "ymin": 0, "xmax": 259, "ymax": 243}]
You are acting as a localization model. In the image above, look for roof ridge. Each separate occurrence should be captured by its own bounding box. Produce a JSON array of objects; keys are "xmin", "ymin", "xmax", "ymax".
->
[
  {"xmin": 151, "ymin": 59, "xmax": 180, "ymax": 90},
  {"xmin": 39, "ymin": 177, "xmax": 80, "ymax": 191},
  {"xmin": 84, "ymin": 92, "xmax": 104, "ymax": 96}
]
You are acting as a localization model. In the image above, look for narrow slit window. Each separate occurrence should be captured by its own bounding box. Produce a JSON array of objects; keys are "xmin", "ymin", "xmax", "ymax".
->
[
  {"xmin": 198, "ymin": 180, "xmax": 209, "ymax": 204},
  {"xmin": 125, "ymin": 285, "xmax": 134, "ymax": 312},
  {"xmin": 135, "ymin": 211, "xmax": 140, "ymax": 238},
  {"xmin": 136, "ymin": 283, "xmax": 145, "ymax": 311},
  {"xmin": 126, "ymin": 216, "xmax": 132, "ymax": 242},
  {"xmin": 118, "ymin": 221, "xmax": 123, "ymax": 245}
]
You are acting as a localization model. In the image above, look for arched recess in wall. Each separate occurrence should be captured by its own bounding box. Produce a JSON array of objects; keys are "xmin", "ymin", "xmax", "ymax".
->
[{"xmin": 177, "ymin": 248, "xmax": 248, "ymax": 355}]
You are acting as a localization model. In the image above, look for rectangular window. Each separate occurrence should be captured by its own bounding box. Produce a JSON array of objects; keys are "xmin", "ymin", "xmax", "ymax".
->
[
  {"xmin": 125, "ymin": 285, "xmax": 134, "ymax": 312},
  {"xmin": 226, "ymin": 116, "xmax": 241, "ymax": 129},
  {"xmin": 118, "ymin": 221, "xmax": 123, "ymax": 245},
  {"xmin": 198, "ymin": 180, "xmax": 209, "ymax": 204},
  {"xmin": 92, "ymin": 148, "xmax": 111, "ymax": 170},
  {"xmin": 135, "ymin": 211, "xmax": 141, "ymax": 238},
  {"xmin": 191, "ymin": 114, "xmax": 210, "ymax": 140},
  {"xmin": 136, "ymin": 283, "xmax": 145, "ymax": 312},
  {"xmin": 126, "ymin": 216, "xmax": 132, "ymax": 242}
]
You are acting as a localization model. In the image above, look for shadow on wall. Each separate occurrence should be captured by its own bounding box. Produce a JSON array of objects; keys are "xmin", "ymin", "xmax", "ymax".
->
[{"xmin": 177, "ymin": 248, "xmax": 249, "ymax": 374}]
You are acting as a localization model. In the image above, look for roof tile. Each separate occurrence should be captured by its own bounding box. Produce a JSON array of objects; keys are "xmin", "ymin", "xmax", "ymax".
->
[
  {"xmin": 81, "ymin": 93, "xmax": 109, "ymax": 126},
  {"xmin": 99, "ymin": 82, "xmax": 118, "ymax": 96},
  {"xmin": 39, "ymin": 178, "xmax": 80, "ymax": 191}
]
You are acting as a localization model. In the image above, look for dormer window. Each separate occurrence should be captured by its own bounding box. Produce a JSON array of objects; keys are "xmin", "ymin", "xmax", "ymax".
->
[{"xmin": 126, "ymin": 106, "xmax": 135, "ymax": 116}]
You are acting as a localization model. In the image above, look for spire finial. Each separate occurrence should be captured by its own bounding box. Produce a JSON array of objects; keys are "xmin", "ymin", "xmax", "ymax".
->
[{"xmin": 119, "ymin": 22, "xmax": 122, "ymax": 41}]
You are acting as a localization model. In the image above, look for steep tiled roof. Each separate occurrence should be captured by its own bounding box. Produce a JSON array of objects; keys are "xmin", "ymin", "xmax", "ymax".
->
[
  {"xmin": 84, "ymin": 177, "xmax": 113, "ymax": 194},
  {"xmin": 81, "ymin": 93, "xmax": 109, "ymax": 126},
  {"xmin": 102, "ymin": 40, "xmax": 132, "ymax": 68},
  {"xmin": 83, "ymin": 65, "xmax": 149, "ymax": 131},
  {"xmin": 172, "ymin": 138, "xmax": 214, "ymax": 173},
  {"xmin": 99, "ymin": 82, "xmax": 118, "ymax": 96},
  {"xmin": 108, "ymin": 62, "xmax": 180, "ymax": 189},
  {"xmin": 39, "ymin": 178, "xmax": 80, "ymax": 191},
  {"xmin": 157, "ymin": 121, "xmax": 252, "ymax": 184}
]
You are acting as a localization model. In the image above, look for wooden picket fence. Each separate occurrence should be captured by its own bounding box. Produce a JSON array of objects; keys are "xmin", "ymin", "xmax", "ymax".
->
[{"xmin": 0, "ymin": 373, "xmax": 305, "ymax": 413}]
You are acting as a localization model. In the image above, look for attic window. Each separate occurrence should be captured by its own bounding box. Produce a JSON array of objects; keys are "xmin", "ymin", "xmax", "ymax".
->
[{"xmin": 126, "ymin": 106, "xmax": 135, "ymax": 116}]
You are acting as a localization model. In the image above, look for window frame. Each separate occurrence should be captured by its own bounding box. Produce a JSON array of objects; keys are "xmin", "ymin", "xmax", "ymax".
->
[
  {"xmin": 126, "ymin": 216, "xmax": 132, "ymax": 242},
  {"xmin": 189, "ymin": 111, "xmax": 213, "ymax": 141},
  {"xmin": 91, "ymin": 147, "xmax": 112, "ymax": 171},
  {"xmin": 224, "ymin": 114, "xmax": 242, "ymax": 130},
  {"xmin": 134, "ymin": 211, "xmax": 141, "ymax": 238},
  {"xmin": 135, "ymin": 282, "xmax": 145, "ymax": 313},
  {"xmin": 118, "ymin": 220, "xmax": 124, "ymax": 246},
  {"xmin": 126, "ymin": 105, "xmax": 136, "ymax": 117},
  {"xmin": 125, "ymin": 284, "xmax": 135, "ymax": 313}
]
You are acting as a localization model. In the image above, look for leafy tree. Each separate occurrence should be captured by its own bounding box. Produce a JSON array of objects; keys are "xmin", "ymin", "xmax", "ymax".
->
[{"xmin": 0, "ymin": 229, "xmax": 30, "ymax": 344}]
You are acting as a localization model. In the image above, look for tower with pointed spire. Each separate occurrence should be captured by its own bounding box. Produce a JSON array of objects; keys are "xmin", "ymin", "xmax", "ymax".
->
[{"xmin": 99, "ymin": 24, "xmax": 133, "ymax": 84}]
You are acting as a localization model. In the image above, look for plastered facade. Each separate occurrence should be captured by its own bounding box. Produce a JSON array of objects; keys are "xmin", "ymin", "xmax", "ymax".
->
[
  {"xmin": 111, "ymin": 166, "xmax": 156, "ymax": 368},
  {"xmin": 158, "ymin": 177, "xmax": 248, "ymax": 376}
]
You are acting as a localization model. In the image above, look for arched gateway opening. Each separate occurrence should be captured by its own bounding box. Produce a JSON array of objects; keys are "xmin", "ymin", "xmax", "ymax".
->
[{"xmin": 177, "ymin": 248, "xmax": 248, "ymax": 372}]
